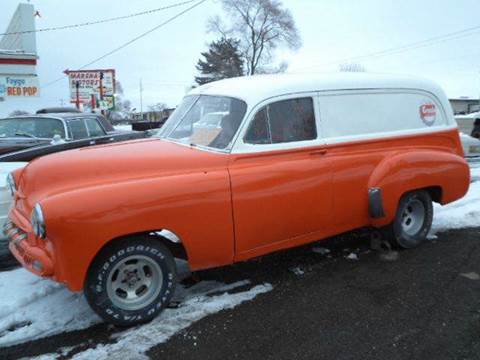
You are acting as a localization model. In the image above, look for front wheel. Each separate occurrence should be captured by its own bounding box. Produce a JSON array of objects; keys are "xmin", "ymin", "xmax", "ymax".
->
[
  {"xmin": 84, "ymin": 238, "xmax": 176, "ymax": 326},
  {"xmin": 383, "ymin": 190, "xmax": 433, "ymax": 249}
]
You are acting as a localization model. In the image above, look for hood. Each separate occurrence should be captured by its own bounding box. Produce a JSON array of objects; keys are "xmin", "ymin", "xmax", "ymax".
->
[{"xmin": 18, "ymin": 138, "xmax": 228, "ymax": 210}]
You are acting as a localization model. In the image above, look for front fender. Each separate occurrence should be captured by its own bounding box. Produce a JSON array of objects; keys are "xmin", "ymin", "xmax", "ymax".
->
[
  {"xmin": 42, "ymin": 170, "xmax": 234, "ymax": 291},
  {"xmin": 368, "ymin": 150, "xmax": 470, "ymax": 227}
]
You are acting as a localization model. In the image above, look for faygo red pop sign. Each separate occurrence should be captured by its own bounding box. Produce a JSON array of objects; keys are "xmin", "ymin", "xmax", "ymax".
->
[{"xmin": 0, "ymin": 76, "xmax": 39, "ymax": 98}]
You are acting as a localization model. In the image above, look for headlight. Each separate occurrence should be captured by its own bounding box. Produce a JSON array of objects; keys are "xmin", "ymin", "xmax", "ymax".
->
[
  {"xmin": 31, "ymin": 203, "xmax": 46, "ymax": 239},
  {"xmin": 6, "ymin": 173, "xmax": 16, "ymax": 197},
  {"xmin": 469, "ymin": 145, "xmax": 480, "ymax": 154}
]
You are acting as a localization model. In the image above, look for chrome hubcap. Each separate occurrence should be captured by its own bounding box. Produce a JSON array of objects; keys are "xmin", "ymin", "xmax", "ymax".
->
[
  {"xmin": 107, "ymin": 255, "xmax": 163, "ymax": 311},
  {"xmin": 401, "ymin": 199, "xmax": 425, "ymax": 236}
]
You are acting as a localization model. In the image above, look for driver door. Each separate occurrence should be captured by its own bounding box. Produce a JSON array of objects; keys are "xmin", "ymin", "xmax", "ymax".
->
[{"xmin": 228, "ymin": 94, "xmax": 333, "ymax": 259}]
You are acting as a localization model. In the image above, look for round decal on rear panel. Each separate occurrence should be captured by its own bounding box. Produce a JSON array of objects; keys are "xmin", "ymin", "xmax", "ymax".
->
[{"xmin": 419, "ymin": 102, "xmax": 436, "ymax": 126}]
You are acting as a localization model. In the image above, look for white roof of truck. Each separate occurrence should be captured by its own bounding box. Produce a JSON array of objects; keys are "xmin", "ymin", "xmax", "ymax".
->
[{"xmin": 189, "ymin": 72, "xmax": 450, "ymax": 107}]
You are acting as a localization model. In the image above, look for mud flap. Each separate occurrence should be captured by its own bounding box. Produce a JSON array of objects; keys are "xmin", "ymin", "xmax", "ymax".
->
[{"xmin": 368, "ymin": 187, "xmax": 385, "ymax": 219}]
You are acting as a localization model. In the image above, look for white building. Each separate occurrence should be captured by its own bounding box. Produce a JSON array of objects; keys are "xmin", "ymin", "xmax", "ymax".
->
[{"xmin": 0, "ymin": 3, "xmax": 39, "ymax": 102}]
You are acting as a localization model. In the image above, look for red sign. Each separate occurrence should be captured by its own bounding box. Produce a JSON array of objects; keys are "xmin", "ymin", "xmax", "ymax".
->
[{"xmin": 420, "ymin": 103, "xmax": 436, "ymax": 126}]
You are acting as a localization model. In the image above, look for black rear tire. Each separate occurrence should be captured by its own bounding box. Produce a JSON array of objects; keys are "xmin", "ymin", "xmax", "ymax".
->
[
  {"xmin": 382, "ymin": 190, "xmax": 433, "ymax": 249},
  {"xmin": 84, "ymin": 237, "xmax": 176, "ymax": 326}
]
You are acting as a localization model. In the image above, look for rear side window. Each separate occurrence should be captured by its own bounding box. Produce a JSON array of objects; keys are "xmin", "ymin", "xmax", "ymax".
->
[
  {"xmin": 319, "ymin": 92, "xmax": 447, "ymax": 140},
  {"xmin": 85, "ymin": 118, "xmax": 105, "ymax": 137},
  {"xmin": 96, "ymin": 116, "xmax": 114, "ymax": 132},
  {"xmin": 69, "ymin": 119, "xmax": 89, "ymax": 139},
  {"xmin": 245, "ymin": 98, "xmax": 317, "ymax": 144}
]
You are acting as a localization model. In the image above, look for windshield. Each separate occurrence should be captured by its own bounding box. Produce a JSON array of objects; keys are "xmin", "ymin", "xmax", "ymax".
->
[
  {"xmin": 158, "ymin": 95, "xmax": 247, "ymax": 150},
  {"xmin": 0, "ymin": 117, "xmax": 66, "ymax": 139}
]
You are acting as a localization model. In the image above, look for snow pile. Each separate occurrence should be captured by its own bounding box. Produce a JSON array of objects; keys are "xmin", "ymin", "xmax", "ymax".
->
[
  {"xmin": 0, "ymin": 269, "xmax": 100, "ymax": 347},
  {"xmin": 71, "ymin": 282, "xmax": 272, "ymax": 360},
  {"xmin": 432, "ymin": 164, "xmax": 480, "ymax": 232},
  {"xmin": 312, "ymin": 246, "xmax": 331, "ymax": 255},
  {"xmin": 345, "ymin": 253, "xmax": 359, "ymax": 261},
  {"xmin": 289, "ymin": 266, "xmax": 305, "ymax": 276},
  {"xmin": 0, "ymin": 267, "xmax": 271, "ymax": 357},
  {"xmin": 113, "ymin": 124, "xmax": 132, "ymax": 132}
]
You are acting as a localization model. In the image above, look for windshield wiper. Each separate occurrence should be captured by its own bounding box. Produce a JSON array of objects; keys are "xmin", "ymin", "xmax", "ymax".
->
[{"xmin": 14, "ymin": 132, "xmax": 37, "ymax": 139}]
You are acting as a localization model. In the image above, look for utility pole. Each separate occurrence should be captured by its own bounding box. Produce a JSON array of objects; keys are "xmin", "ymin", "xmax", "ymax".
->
[{"xmin": 140, "ymin": 78, "xmax": 143, "ymax": 121}]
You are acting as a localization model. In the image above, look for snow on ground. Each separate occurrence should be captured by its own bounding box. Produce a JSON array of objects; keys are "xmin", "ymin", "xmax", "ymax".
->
[
  {"xmin": 432, "ymin": 163, "xmax": 480, "ymax": 232},
  {"xmin": 0, "ymin": 269, "xmax": 100, "ymax": 347},
  {"xmin": 0, "ymin": 262, "xmax": 271, "ymax": 358},
  {"xmin": 69, "ymin": 283, "xmax": 272, "ymax": 360}
]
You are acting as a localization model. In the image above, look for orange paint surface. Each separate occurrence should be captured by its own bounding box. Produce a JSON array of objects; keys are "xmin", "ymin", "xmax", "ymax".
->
[{"xmin": 7, "ymin": 128, "xmax": 469, "ymax": 291}]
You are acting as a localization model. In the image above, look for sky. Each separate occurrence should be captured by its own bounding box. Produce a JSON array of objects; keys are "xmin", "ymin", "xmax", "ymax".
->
[{"xmin": 1, "ymin": 0, "xmax": 480, "ymax": 117}]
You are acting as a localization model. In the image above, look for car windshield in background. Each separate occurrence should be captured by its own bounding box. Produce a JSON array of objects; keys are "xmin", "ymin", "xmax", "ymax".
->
[
  {"xmin": 0, "ymin": 117, "xmax": 65, "ymax": 139},
  {"xmin": 158, "ymin": 95, "xmax": 247, "ymax": 150}
]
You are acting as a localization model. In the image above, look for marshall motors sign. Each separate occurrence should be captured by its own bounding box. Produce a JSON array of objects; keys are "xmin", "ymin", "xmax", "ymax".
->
[
  {"xmin": 64, "ymin": 69, "xmax": 116, "ymax": 109},
  {"xmin": 0, "ymin": 75, "xmax": 40, "ymax": 98}
]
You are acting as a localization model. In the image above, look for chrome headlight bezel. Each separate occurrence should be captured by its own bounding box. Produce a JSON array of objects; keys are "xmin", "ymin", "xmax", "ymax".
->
[
  {"xmin": 468, "ymin": 145, "xmax": 480, "ymax": 154},
  {"xmin": 6, "ymin": 172, "xmax": 16, "ymax": 197},
  {"xmin": 31, "ymin": 203, "xmax": 46, "ymax": 239}
]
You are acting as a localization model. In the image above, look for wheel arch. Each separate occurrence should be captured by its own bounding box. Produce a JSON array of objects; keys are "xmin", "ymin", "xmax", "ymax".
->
[
  {"xmin": 368, "ymin": 150, "xmax": 469, "ymax": 227},
  {"xmin": 83, "ymin": 228, "xmax": 189, "ymax": 289},
  {"xmin": 96, "ymin": 229, "xmax": 189, "ymax": 261}
]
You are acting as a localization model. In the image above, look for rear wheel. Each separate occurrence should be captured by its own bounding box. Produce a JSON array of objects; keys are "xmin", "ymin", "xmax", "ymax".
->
[
  {"xmin": 84, "ymin": 238, "xmax": 176, "ymax": 326},
  {"xmin": 383, "ymin": 190, "xmax": 433, "ymax": 249}
]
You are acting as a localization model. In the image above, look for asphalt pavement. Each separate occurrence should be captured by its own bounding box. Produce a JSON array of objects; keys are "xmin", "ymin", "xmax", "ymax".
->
[{"xmin": 1, "ymin": 227, "xmax": 480, "ymax": 360}]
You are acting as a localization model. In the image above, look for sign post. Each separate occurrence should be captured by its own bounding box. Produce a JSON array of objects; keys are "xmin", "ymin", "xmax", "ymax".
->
[{"xmin": 75, "ymin": 81, "xmax": 80, "ymax": 110}]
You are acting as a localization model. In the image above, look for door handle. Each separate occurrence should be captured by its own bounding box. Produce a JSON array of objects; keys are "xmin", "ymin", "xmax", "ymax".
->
[{"xmin": 310, "ymin": 149, "xmax": 327, "ymax": 156}]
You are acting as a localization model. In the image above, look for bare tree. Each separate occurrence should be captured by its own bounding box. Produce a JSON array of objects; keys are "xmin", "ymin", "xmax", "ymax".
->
[
  {"xmin": 339, "ymin": 63, "xmax": 367, "ymax": 73},
  {"xmin": 148, "ymin": 103, "xmax": 167, "ymax": 112},
  {"xmin": 209, "ymin": 0, "xmax": 301, "ymax": 75},
  {"xmin": 9, "ymin": 110, "xmax": 30, "ymax": 116}
]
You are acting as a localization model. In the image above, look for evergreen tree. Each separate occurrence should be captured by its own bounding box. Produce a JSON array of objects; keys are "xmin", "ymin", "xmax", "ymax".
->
[{"xmin": 195, "ymin": 38, "xmax": 244, "ymax": 85}]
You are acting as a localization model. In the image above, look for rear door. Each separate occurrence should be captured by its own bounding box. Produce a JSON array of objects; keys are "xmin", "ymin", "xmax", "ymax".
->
[
  {"xmin": 68, "ymin": 119, "xmax": 89, "ymax": 140},
  {"xmin": 229, "ymin": 94, "xmax": 333, "ymax": 258}
]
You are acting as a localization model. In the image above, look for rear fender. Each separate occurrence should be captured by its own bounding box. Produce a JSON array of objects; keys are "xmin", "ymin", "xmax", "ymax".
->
[{"xmin": 368, "ymin": 150, "xmax": 470, "ymax": 227}]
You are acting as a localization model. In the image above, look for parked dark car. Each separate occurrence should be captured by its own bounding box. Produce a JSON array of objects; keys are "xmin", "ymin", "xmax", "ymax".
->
[
  {"xmin": 0, "ymin": 112, "xmax": 125, "ymax": 155},
  {"xmin": 0, "ymin": 129, "xmax": 149, "ymax": 162},
  {"xmin": 473, "ymin": 118, "xmax": 480, "ymax": 138}
]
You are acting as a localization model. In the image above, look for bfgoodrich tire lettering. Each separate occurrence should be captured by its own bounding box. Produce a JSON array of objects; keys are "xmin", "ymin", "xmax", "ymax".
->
[
  {"xmin": 383, "ymin": 190, "xmax": 433, "ymax": 249},
  {"xmin": 85, "ymin": 238, "xmax": 176, "ymax": 326}
]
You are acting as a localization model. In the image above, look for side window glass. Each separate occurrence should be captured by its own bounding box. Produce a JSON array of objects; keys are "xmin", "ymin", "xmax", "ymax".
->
[
  {"xmin": 69, "ymin": 119, "xmax": 89, "ymax": 139},
  {"xmin": 34, "ymin": 119, "xmax": 65, "ymax": 138},
  {"xmin": 244, "ymin": 108, "xmax": 270, "ymax": 144},
  {"xmin": 85, "ymin": 118, "xmax": 105, "ymax": 137},
  {"xmin": 244, "ymin": 97, "xmax": 317, "ymax": 145},
  {"xmin": 269, "ymin": 98, "xmax": 317, "ymax": 143},
  {"xmin": 17, "ymin": 119, "xmax": 35, "ymax": 135}
]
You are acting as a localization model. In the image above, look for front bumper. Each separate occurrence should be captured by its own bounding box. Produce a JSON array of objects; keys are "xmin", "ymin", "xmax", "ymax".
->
[{"xmin": 4, "ymin": 219, "xmax": 54, "ymax": 277}]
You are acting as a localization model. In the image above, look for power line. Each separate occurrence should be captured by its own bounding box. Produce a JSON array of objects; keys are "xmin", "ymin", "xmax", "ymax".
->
[
  {"xmin": 293, "ymin": 24, "xmax": 480, "ymax": 72},
  {"xmin": 0, "ymin": 0, "xmax": 198, "ymax": 36},
  {"xmin": 42, "ymin": 0, "xmax": 209, "ymax": 89}
]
